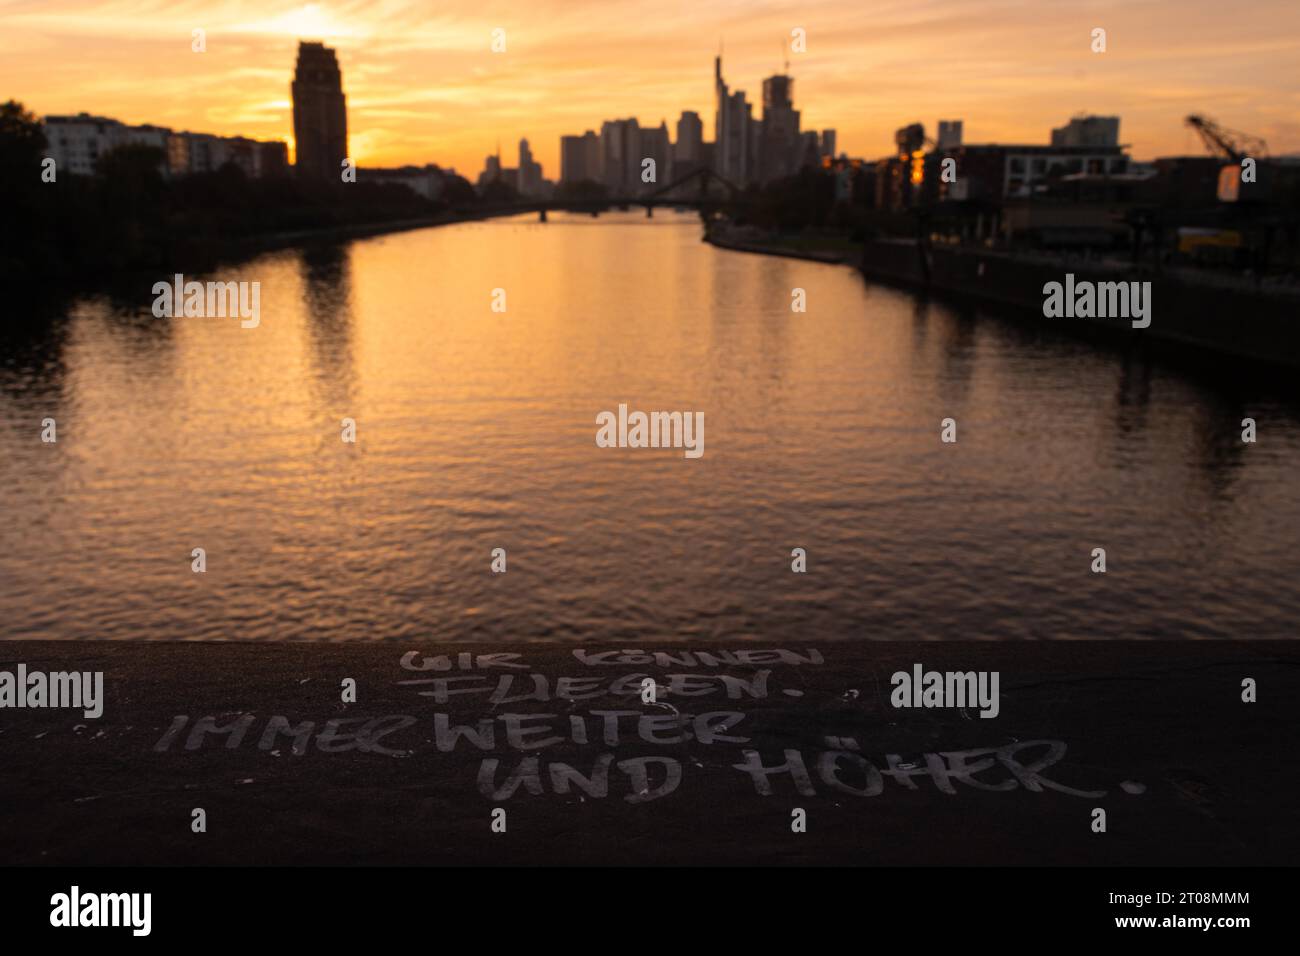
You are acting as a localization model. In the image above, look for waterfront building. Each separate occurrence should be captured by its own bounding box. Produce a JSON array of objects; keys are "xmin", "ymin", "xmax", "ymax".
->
[
  {"xmin": 42, "ymin": 113, "xmax": 286, "ymax": 179},
  {"xmin": 937, "ymin": 143, "xmax": 1129, "ymax": 202},
  {"xmin": 361, "ymin": 164, "xmax": 453, "ymax": 200},
  {"xmin": 1051, "ymin": 115, "xmax": 1121, "ymax": 148},
  {"xmin": 936, "ymin": 121, "xmax": 962, "ymax": 150},
  {"xmin": 42, "ymin": 114, "xmax": 168, "ymax": 175}
]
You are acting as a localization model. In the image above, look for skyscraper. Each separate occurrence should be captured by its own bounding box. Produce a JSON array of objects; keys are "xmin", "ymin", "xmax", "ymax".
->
[
  {"xmin": 560, "ymin": 130, "xmax": 602, "ymax": 184},
  {"xmin": 476, "ymin": 146, "xmax": 502, "ymax": 188},
  {"xmin": 599, "ymin": 118, "xmax": 641, "ymax": 193},
  {"xmin": 518, "ymin": 138, "xmax": 542, "ymax": 195},
  {"xmin": 820, "ymin": 129, "xmax": 837, "ymax": 160},
  {"xmin": 291, "ymin": 41, "xmax": 348, "ymax": 181},
  {"xmin": 560, "ymin": 135, "xmax": 585, "ymax": 183},
  {"xmin": 759, "ymin": 73, "xmax": 800, "ymax": 182},
  {"xmin": 714, "ymin": 56, "xmax": 753, "ymax": 185},
  {"xmin": 675, "ymin": 111, "xmax": 704, "ymax": 166},
  {"xmin": 639, "ymin": 121, "xmax": 672, "ymax": 192}
]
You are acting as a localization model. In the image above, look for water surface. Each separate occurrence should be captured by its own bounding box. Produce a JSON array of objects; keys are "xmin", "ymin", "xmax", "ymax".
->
[{"xmin": 2, "ymin": 212, "xmax": 1298, "ymax": 640}]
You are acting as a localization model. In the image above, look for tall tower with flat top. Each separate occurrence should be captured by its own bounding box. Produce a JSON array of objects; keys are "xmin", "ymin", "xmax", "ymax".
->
[{"xmin": 292, "ymin": 41, "xmax": 348, "ymax": 181}]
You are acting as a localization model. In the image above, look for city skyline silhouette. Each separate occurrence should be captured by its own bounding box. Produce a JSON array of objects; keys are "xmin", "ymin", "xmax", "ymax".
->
[{"xmin": 6, "ymin": 0, "xmax": 1300, "ymax": 175}]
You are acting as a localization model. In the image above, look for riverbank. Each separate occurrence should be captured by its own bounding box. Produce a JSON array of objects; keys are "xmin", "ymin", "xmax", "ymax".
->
[
  {"xmin": 703, "ymin": 226, "xmax": 858, "ymax": 265},
  {"xmin": 706, "ymin": 225, "xmax": 1300, "ymax": 371},
  {"xmin": 863, "ymin": 237, "xmax": 1300, "ymax": 369},
  {"xmin": 221, "ymin": 204, "xmax": 553, "ymax": 258},
  {"xmin": 1, "ymin": 142, "xmax": 546, "ymax": 296},
  {"xmin": 5, "ymin": 205, "xmax": 536, "ymax": 321},
  {"xmin": 2, "ymin": 640, "xmax": 1294, "ymax": 865},
  {"xmin": 172, "ymin": 206, "xmax": 538, "ymax": 273}
]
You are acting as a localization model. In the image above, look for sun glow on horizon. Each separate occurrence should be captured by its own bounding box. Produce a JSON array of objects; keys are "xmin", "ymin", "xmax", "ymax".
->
[
  {"xmin": 233, "ymin": 4, "xmax": 360, "ymax": 41},
  {"xmin": 4, "ymin": 0, "xmax": 1299, "ymax": 176}
]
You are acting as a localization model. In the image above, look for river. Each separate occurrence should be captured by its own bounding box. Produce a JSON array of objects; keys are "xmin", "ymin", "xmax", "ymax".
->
[{"xmin": 2, "ymin": 211, "xmax": 1298, "ymax": 640}]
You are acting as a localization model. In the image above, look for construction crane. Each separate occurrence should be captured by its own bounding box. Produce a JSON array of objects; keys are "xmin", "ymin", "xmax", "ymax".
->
[{"xmin": 1185, "ymin": 114, "xmax": 1268, "ymax": 163}]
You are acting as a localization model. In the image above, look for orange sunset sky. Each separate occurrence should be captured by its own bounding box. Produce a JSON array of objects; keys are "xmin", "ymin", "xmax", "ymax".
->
[{"xmin": 4, "ymin": 0, "xmax": 1299, "ymax": 177}]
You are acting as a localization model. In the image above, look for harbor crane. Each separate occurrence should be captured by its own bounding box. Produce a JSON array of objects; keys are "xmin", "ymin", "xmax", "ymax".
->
[{"xmin": 1185, "ymin": 114, "xmax": 1268, "ymax": 163}]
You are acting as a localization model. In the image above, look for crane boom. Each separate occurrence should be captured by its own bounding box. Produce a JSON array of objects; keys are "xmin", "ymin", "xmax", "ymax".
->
[{"xmin": 1185, "ymin": 114, "xmax": 1268, "ymax": 163}]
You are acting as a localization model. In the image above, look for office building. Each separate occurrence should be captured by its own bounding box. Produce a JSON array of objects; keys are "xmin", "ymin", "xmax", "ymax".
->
[
  {"xmin": 675, "ymin": 111, "xmax": 704, "ymax": 165},
  {"xmin": 639, "ymin": 121, "xmax": 672, "ymax": 190},
  {"xmin": 758, "ymin": 73, "xmax": 801, "ymax": 182},
  {"xmin": 820, "ymin": 129, "xmax": 837, "ymax": 160},
  {"xmin": 714, "ymin": 56, "xmax": 754, "ymax": 184},
  {"xmin": 477, "ymin": 148, "xmax": 502, "ymax": 188},
  {"xmin": 560, "ymin": 130, "xmax": 602, "ymax": 184},
  {"xmin": 599, "ymin": 118, "xmax": 641, "ymax": 193},
  {"xmin": 518, "ymin": 138, "xmax": 543, "ymax": 195}
]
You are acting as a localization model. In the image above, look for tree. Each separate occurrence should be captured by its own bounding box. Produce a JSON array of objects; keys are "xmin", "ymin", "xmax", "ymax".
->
[
  {"xmin": 439, "ymin": 173, "xmax": 477, "ymax": 208},
  {"xmin": 479, "ymin": 177, "xmax": 520, "ymax": 205},
  {"xmin": 0, "ymin": 99, "xmax": 47, "ymax": 175},
  {"xmin": 0, "ymin": 100, "xmax": 54, "ymax": 281},
  {"xmin": 95, "ymin": 143, "xmax": 167, "ymax": 189}
]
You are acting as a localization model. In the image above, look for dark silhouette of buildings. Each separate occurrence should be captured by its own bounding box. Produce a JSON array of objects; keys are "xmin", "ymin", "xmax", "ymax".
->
[
  {"xmin": 759, "ymin": 73, "xmax": 800, "ymax": 181},
  {"xmin": 714, "ymin": 55, "xmax": 753, "ymax": 184},
  {"xmin": 292, "ymin": 41, "xmax": 348, "ymax": 181},
  {"xmin": 599, "ymin": 118, "xmax": 642, "ymax": 192},
  {"xmin": 545, "ymin": 51, "xmax": 833, "ymax": 196},
  {"xmin": 560, "ymin": 131, "xmax": 601, "ymax": 184},
  {"xmin": 675, "ymin": 111, "xmax": 704, "ymax": 166},
  {"xmin": 1052, "ymin": 115, "xmax": 1120, "ymax": 148},
  {"xmin": 518, "ymin": 138, "xmax": 543, "ymax": 195},
  {"xmin": 41, "ymin": 113, "xmax": 287, "ymax": 179}
]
